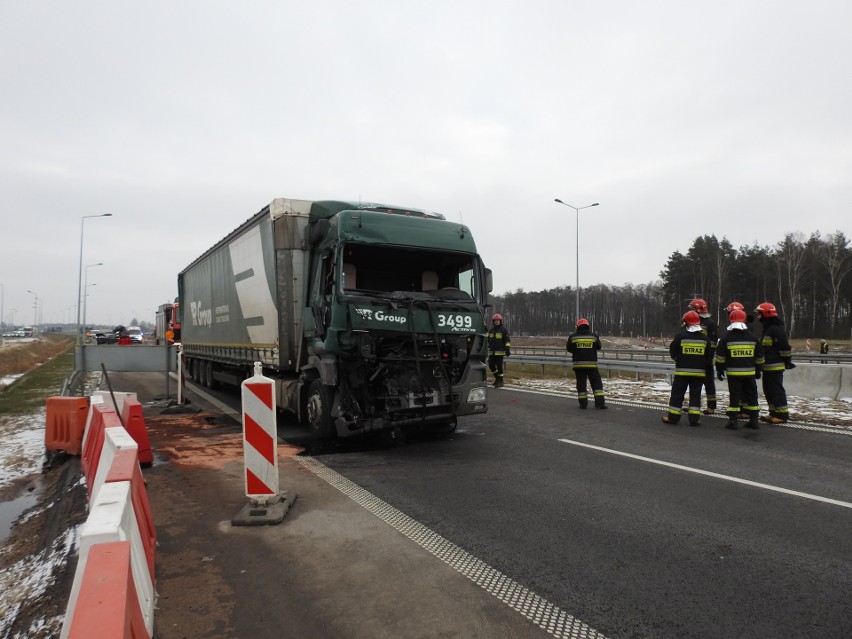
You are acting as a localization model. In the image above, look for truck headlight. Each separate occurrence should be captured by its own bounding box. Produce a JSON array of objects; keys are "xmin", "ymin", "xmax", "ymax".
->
[{"xmin": 467, "ymin": 386, "xmax": 487, "ymax": 403}]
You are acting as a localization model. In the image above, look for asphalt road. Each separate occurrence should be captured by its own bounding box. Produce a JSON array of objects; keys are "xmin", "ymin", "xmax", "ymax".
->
[{"xmin": 130, "ymin": 374, "xmax": 852, "ymax": 639}]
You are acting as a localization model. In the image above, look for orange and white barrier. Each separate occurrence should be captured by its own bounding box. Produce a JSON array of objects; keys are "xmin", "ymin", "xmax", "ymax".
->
[
  {"xmin": 81, "ymin": 404, "xmax": 123, "ymax": 488},
  {"xmin": 92, "ymin": 390, "xmax": 138, "ymax": 415},
  {"xmin": 57, "ymin": 388, "xmax": 158, "ymax": 637},
  {"xmin": 44, "ymin": 396, "xmax": 90, "ymax": 455},
  {"xmin": 61, "ymin": 480, "xmax": 154, "ymax": 638},
  {"xmin": 241, "ymin": 362, "xmax": 279, "ymax": 502},
  {"xmin": 120, "ymin": 397, "xmax": 154, "ymax": 465},
  {"xmin": 64, "ymin": 541, "xmax": 149, "ymax": 639}
]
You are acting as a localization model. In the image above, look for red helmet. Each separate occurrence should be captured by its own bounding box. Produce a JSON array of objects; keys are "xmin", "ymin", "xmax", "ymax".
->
[
  {"xmin": 492, "ymin": 313, "xmax": 503, "ymax": 322},
  {"xmin": 729, "ymin": 309, "xmax": 747, "ymax": 323},
  {"xmin": 725, "ymin": 301, "xmax": 744, "ymax": 312},
  {"xmin": 576, "ymin": 318, "xmax": 590, "ymax": 328},
  {"xmin": 682, "ymin": 310, "xmax": 701, "ymax": 326},
  {"xmin": 688, "ymin": 298, "xmax": 708, "ymax": 314},
  {"xmin": 754, "ymin": 302, "xmax": 777, "ymax": 318}
]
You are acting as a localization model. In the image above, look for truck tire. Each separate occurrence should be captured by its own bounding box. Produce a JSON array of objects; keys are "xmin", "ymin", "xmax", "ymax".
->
[
  {"xmin": 306, "ymin": 379, "xmax": 335, "ymax": 440},
  {"xmin": 204, "ymin": 360, "xmax": 219, "ymax": 389}
]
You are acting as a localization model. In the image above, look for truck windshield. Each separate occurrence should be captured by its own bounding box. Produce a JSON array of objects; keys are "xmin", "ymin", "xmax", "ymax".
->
[{"xmin": 339, "ymin": 243, "xmax": 481, "ymax": 302}]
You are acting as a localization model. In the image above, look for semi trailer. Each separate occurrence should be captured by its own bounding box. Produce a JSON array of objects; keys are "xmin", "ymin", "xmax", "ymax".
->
[{"xmin": 178, "ymin": 198, "xmax": 492, "ymax": 439}]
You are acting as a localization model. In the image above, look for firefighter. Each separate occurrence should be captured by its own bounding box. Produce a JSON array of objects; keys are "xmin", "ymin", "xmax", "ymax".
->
[
  {"xmin": 663, "ymin": 311, "xmax": 713, "ymax": 426},
  {"xmin": 820, "ymin": 338, "xmax": 829, "ymax": 363},
  {"xmin": 487, "ymin": 313, "xmax": 510, "ymax": 388},
  {"xmin": 566, "ymin": 318, "xmax": 607, "ymax": 409},
  {"xmin": 687, "ymin": 298, "xmax": 719, "ymax": 414},
  {"xmin": 715, "ymin": 308, "xmax": 764, "ymax": 430},
  {"xmin": 755, "ymin": 302, "xmax": 794, "ymax": 423}
]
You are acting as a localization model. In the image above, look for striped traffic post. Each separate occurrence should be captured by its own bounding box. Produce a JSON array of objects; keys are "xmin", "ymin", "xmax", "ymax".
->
[{"xmin": 232, "ymin": 362, "xmax": 295, "ymax": 525}]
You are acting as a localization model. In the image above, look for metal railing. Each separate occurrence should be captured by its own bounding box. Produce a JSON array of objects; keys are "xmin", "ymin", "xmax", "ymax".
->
[
  {"xmin": 511, "ymin": 346, "xmax": 852, "ymax": 365},
  {"xmin": 506, "ymin": 354, "xmax": 674, "ymax": 381}
]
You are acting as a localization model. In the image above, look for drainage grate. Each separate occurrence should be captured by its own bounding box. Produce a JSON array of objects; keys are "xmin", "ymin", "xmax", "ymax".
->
[{"xmin": 297, "ymin": 456, "xmax": 607, "ymax": 639}]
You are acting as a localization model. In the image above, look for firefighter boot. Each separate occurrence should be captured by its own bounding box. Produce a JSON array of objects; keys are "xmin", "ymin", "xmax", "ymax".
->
[
  {"xmin": 745, "ymin": 415, "xmax": 760, "ymax": 430},
  {"xmin": 579, "ymin": 398, "xmax": 588, "ymax": 409},
  {"xmin": 661, "ymin": 414, "xmax": 679, "ymax": 425},
  {"xmin": 494, "ymin": 377, "xmax": 504, "ymax": 388}
]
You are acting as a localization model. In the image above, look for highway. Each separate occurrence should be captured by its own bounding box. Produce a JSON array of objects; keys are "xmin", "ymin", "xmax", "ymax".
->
[{"xmin": 139, "ymin": 375, "xmax": 852, "ymax": 639}]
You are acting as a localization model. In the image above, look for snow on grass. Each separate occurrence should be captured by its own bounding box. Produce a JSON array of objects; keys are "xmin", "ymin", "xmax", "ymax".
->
[
  {"xmin": 511, "ymin": 376, "xmax": 852, "ymax": 426},
  {"xmin": 0, "ymin": 412, "xmax": 47, "ymax": 488},
  {"xmin": 0, "ymin": 526, "xmax": 77, "ymax": 639}
]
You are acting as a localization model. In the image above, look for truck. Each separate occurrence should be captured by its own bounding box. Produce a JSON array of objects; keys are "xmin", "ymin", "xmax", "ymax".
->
[
  {"xmin": 155, "ymin": 300, "xmax": 181, "ymax": 344},
  {"xmin": 178, "ymin": 198, "xmax": 493, "ymax": 439}
]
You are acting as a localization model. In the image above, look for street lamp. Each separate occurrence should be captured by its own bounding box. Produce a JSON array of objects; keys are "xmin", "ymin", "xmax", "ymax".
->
[
  {"xmin": 26, "ymin": 290, "xmax": 39, "ymax": 335},
  {"xmin": 83, "ymin": 262, "xmax": 103, "ymax": 336},
  {"xmin": 76, "ymin": 214, "xmax": 112, "ymax": 346},
  {"xmin": 554, "ymin": 199, "xmax": 599, "ymax": 322}
]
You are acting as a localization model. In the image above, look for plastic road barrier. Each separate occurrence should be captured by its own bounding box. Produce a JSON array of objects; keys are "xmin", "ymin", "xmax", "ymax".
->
[
  {"xmin": 64, "ymin": 541, "xmax": 150, "ymax": 639},
  {"xmin": 45, "ymin": 396, "xmax": 90, "ymax": 455},
  {"xmin": 61, "ymin": 481, "xmax": 154, "ymax": 638},
  {"xmin": 120, "ymin": 397, "xmax": 154, "ymax": 465}
]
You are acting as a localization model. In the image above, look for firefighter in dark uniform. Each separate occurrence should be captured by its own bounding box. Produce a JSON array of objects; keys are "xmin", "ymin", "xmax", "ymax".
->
[
  {"xmin": 688, "ymin": 298, "xmax": 719, "ymax": 415},
  {"xmin": 755, "ymin": 302, "xmax": 794, "ymax": 423},
  {"xmin": 715, "ymin": 308, "xmax": 765, "ymax": 430},
  {"xmin": 487, "ymin": 313, "xmax": 510, "ymax": 388},
  {"xmin": 566, "ymin": 318, "xmax": 607, "ymax": 409},
  {"xmin": 820, "ymin": 339, "xmax": 829, "ymax": 363},
  {"xmin": 663, "ymin": 311, "xmax": 713, "ymax": 426}
]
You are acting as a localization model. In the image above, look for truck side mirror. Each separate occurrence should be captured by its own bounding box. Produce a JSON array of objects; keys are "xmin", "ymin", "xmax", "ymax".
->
[{"xmin": 484, "ymin": 268, "xmax": 493, "ymax": 293}]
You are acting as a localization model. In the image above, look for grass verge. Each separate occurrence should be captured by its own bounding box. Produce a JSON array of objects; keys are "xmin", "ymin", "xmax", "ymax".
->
[{"xmin": 0, "ymin": 336, "xmax": 75, "ymax": 417}]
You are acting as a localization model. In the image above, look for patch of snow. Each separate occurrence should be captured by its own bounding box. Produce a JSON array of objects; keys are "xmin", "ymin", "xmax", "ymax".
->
[
  {"xmin": 0, "ymin": 412, "xmax": 47, "ymax": 488},
  {"xmin": 0, "ymin": 527, "xmax": 77, "ymax": 638},
  {"xmin": 0, "ymin": 374, "xmax": 25, "ymax": 389}
]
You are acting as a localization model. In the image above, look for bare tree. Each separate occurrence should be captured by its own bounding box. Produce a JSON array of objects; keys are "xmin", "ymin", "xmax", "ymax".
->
[
  {"xmin": 775, "ymin": 233, "xmax": 809, "ymax": 337},
  {"xmin": 815, "ymin": 231, "xmax": 852, "ymax": 332}
]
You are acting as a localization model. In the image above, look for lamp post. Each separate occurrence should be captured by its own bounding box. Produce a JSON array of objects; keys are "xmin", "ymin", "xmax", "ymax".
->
[
  {"xmin": 26, "ymin": 290, "xmax": 39, "ymax": 336},
  {"xmin": 82, "ymin": 262, "xmax": 103, "ymax": 339},
  {"xmin": 76, "ymin": 214, "xmax": 112, "ymax": 346},
  {"xmin": 554, "ymin": 199, "xmax": 599, "ymax": 322},
  {"xmin": 0, "ymin": 282, "xmax": 4, "ymax": 332}
]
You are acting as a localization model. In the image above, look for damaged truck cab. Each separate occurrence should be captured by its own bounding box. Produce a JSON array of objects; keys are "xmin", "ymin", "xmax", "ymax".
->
[{"xmin": 179, "ymin": 198, "xmax": 491, "ymax": 440}]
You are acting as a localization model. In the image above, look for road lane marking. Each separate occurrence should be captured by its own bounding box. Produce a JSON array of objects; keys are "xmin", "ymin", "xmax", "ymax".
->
[
  {"xmin": 557, "ymin": 438, "xmax": 852, "ymax": 509},
  {"xmin": 297, "ymin": 455, "xmax": 609, "ymax": 639}
]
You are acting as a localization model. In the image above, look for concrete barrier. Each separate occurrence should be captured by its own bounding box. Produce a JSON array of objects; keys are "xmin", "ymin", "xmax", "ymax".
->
[
  {"xmin": 783, "ymin": 363, "xmax": 850, "ymax": 400},
  {"xmin": 837, "ymin": 366, "xmax": 852, "ymax": 401}
]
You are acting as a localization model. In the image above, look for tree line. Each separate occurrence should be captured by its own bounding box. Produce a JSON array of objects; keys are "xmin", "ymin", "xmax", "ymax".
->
[{"xmin": 490, "ymin": 231, "xmax": 852, "ymax": 339}]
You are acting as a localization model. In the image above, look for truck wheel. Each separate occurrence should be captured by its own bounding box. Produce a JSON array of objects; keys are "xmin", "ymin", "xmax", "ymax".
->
[
  {"xmin": 204, "ymin": 360, "xmax": 219, "ymax": 389},
  {"xmin": 306, "ymin": 379, "xmax": 335, "ymax": 440}
]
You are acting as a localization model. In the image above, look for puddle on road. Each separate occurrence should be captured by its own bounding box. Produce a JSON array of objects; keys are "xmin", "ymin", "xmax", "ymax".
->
[{"xmin": 0, "ymin": 480, "xmax": 42, "ymax": 542}]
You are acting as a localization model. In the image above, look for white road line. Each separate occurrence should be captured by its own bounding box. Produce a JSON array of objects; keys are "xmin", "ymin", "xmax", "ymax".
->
[{"xmin": 557, "ymin": 438, "xmax": 852, "ymax": 510}]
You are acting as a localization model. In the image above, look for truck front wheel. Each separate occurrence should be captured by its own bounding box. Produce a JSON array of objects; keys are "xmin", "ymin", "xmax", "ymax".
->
[{"xmin": 307, "ymin": 379, "xmax": 335, "ymax": 440}]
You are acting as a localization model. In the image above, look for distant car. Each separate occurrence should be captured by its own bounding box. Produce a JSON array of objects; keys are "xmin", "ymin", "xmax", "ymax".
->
[
  {"xmin": 127, "ymin": 327, "xmax": 144, "ymax": 344},
  {"xmin": 95, "ymin": 332, "xmax": 117, "ymax": 345}
]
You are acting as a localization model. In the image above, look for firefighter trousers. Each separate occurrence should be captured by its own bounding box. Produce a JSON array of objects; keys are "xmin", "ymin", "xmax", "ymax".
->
[
  {"xmin": 574, "ymin": 367, "xmax": 605, "ymax": 407},
  {"xmin": 761, "ymin": 371, "xmax": 788, "ymax": 420}
]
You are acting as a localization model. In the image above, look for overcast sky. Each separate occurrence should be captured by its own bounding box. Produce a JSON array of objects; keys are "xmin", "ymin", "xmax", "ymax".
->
[{"xmin": 2, "ymin": 1, "xmax": 850, "ymax": 328}]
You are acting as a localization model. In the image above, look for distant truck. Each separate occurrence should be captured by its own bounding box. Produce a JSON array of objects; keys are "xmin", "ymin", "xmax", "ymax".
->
[
  {"xmin": 178, "ymin": 198, "xmax": 492, "ymax": 439},
  {"xmin": 155, "ymin": 300, "xmax": 181, "ymax": 344}
]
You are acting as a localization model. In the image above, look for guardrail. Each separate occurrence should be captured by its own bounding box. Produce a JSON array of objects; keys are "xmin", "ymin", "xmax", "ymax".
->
[
  {"xmin": 507, "ymin": 354, "xmax": 673, "ymax": 381},
  {"xmin": 511, "ymin": 346, "xmax": 852, "ymax": 365}
]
